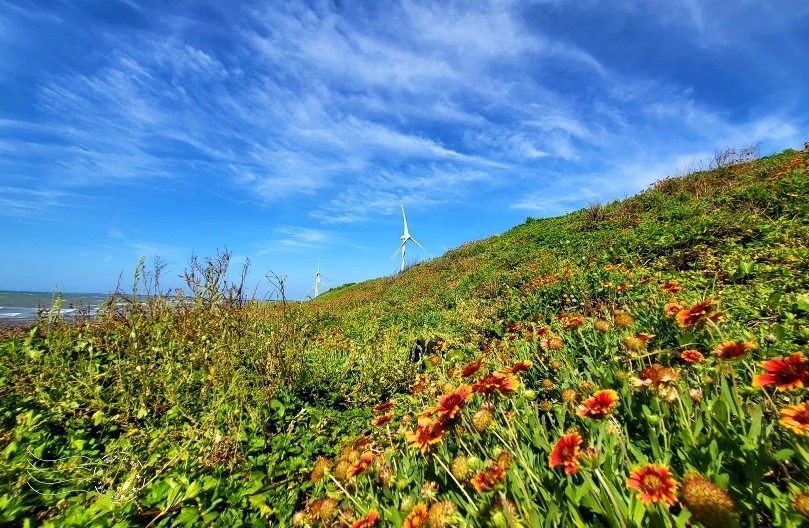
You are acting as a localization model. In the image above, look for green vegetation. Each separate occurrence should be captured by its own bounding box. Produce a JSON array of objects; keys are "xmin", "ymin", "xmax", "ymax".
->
[{"xmin": 2, "ymin": 146, "xmax": 809, "ymax": 527}]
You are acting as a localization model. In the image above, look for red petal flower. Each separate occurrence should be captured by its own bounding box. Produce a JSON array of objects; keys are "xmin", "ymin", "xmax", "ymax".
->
[
  {"xmin": 461, "ymin": 358, "xmax": 483, "ymax": 378},
  {"xmin": 676, "ymin": 298, "xmax": 719, "ymax": 328},
  {"xmin": 626, "ymin": 464, "xmax": 678, "ymax": 505},
  {"xmin": 713, "ymin": 340, "xmax": 755, "ymax": 360},
  {"xmin": 402, "ymin": 504, "xmax": 427, "ymax": 528},
  {"xmin": 472, "ymin": 372, "xmax": 519, "ymax": 395},
  {"xmin": 781, "ymin": 401, "xmax": 809, "ymax": 435},
  {"xmin": 346, "ymin": 451, "xmax": 374, "ymax": 479},
  {"xmin": 350, "ymin": 509, "xmax": 378, "ymax": 528},
  {"xmin": 406, "ymin": 417, "xmax": 445, "ymax": 452},
  {"xmin": 753, "ymin": 352, "xmax": 809, "ymax": 391},
  {"xmin": 548, "ymin": 431, "xmax": 582, "ymax": 474},
  {"xmin": 503, "ymin": 359, "xmax": 533, "ymax": 374},
  {"xmin": 680, "ymin": 349, "xmax": 704, "ymax": 364},
  {"xmin": 660, "ymin": 280, "xmax": 683, "ymax": 293},
  {"xmin": 470, "ymin": 461, "xmax": 507, "ymax": 491},
  {"xmin": 576, "ymin": 389, "xmax": 619, "ymax": 418},
  {"xmin": 433, "ymin": 385, "xmax": 473, "ymax": 419},
  {"xmin": 371, "ymin": 412, "xmax": 393, "ymax": 426},
  {"xmin": 372, "ymin": 401, "xmax": 394, "ymax": 413}
]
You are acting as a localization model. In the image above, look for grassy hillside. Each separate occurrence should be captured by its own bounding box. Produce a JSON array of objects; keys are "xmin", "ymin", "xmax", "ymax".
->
[{"xmin": 2, "ymin": 146, "xmax": 809, "ymax": 527}]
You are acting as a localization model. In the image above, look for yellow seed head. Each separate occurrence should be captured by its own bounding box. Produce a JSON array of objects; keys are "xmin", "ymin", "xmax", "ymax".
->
[
  {"xmin": 496, "ymin": 450, "xmax": 513, "ymax": 469},
  {"xmin": 450, "ymin": 455, "xmax": 472, "ymax": 482},
  {"xmin": 561, "ymin": 388, "xmax": 577, "ymax": 403},
  {"xmin": 378, "ymin": 465, "xmax": 394, "ymax": 487},
  {"xmin": 426, "ymin": 500, "xmax": 458, "ymax": 528},
  {"xmin": 471, "ymin": 407, "xmax": 494, "ymax": 432},
  {"xmin": 680, "ymin": 470, "xmax": 738, "ymax": 528},
  {"xmin": 622, "ymin": 335, "xmax": 645, "ymax": 352},
  {"xmin": 613, "ymin": 311, "xmax": 635, "ymax": 329},
  {"xmin": 317, "ymin": 498, "xmax": 339, "ymax": 521},
  {"xmin": 793, "ymin": 492, "xmax": 809, "ymax": 519},
  {"xmin": 333, "ymin": 459, "xmax": 351, "ymax": 481},
  {"xmin": 310, "ymin": 456, "xmax": 332, "ymax": 483}
]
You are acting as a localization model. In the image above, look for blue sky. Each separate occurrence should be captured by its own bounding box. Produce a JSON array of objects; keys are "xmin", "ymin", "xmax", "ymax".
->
[{"xmin": 1, "ymin": 0, "xmax": 807, "ymax": 299}]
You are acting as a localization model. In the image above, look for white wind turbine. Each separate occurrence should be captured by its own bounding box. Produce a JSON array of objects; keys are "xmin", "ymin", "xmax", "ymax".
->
[
  {"xmin": 392, "ymin": 200, "xmax": 427, "ymax": 272},
  {"xmin": 306, "ymin": 261, "xmax": 329, "ymax": 297}
]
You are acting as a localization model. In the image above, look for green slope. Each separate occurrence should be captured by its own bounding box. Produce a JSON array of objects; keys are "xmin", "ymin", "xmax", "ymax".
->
[{"xmin": 2, "ymin": 146, "xmax": 809, "ymax": 527}]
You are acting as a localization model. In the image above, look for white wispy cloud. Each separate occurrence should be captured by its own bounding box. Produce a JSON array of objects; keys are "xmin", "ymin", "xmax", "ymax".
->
[
  {"xmin": 2, "ymin": 0, "xmax": 806, "ymax": 230},
  {"xmin": 0, "ymin": 187, "xmax": 71, "ymax": 217},
  {"xmin": 257, "ymin": 226, "xmax": 368, "ymax": 253}
]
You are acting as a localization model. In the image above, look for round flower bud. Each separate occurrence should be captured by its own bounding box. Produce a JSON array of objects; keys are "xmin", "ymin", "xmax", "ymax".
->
[
  {"xmin": 681, "ymin": 470, "xmax": 738, "ymax": 528},
  {"xmin": 472, "ymin": 407, "xmax": 494, "ymax": 432}
]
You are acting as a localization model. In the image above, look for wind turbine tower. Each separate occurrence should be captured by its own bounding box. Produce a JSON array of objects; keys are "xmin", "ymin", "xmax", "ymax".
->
[
  {"xmin": 307, "ymin": 262, "xmax": 329, "ymax": 297},
  {"xmin": 392, "ymin": 200, "xmax": 427, "ymax": 272}
]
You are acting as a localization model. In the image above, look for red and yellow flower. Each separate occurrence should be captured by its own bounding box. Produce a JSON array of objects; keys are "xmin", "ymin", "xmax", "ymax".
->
[
  {"xmin": 548, "ymin": 431, "xmax": 582, "ymax": 474},
  {"xmin": 346, "ymin": 451, "xmax": 374, "ymax": 479},
  {"xmin": 461, "ymin": 357, "xmax": 483, "ymax": 378},
  {"xmin": 753, "ymin": 352, "xmax": 809, "ymax": 391},
  {"xmin": 576, "ymin": 389, "xmax": 619, "ymax": 419},
  {"xmin": 681, "ymin": 349, "xmax": 704, "ymax": 364},
  {"xmin": 350, "ymin": 509, "xmax": 378, "ymax": 528},
  {"xmin": 780, "ymin": 401, "xmax": 809, "ymax": 435},
  {"xmin": 402, "ymin": 503, "xmax": 427, "ymax": 528},
  {"xmin": 626, "ymin": 463, "xmax": 678, "ymax": 505},
  {"xmin": 676, "ymin": 298, "xmax": 721, "ymax": 328},
  {"xmin": 407, "ymin": 417, "xmax": 445, "ymax": 452},
  {"xmin": 372, "ymin": 401, "xmax": 394, "ymax": 413},
  {"xmin": 433, "ymin": 385, "xmax": 472, "ymax": 420},
  {"xmin": 713, "ymin": 340, "xmax": 755, "ymax": 360},
  {"xmin": 503, "ymin": 359, "xmax": 533, "ymax": 374},
  {"xmin": 371, "ymin": 412, "xmax": 393, "ymax": 426},
  {"xmin": 559, "ymin": 313, "xmax": 586, "ymax": 330},
  {"xmin": 540, "ymin": 335, "xmax": 565, "ymax": 350},
  {"xmin": 470, "ymin": 461, "xmax": 507, "ymax": 491},
  {"xmin": 660, "ymin": 280, "xmax": 683, "ymax": 293},
  {"xmin": 664, "ymin": 302, "xmax": 684, "ymax": 317},
  {"xmin": 472, "ymin": 372, "xmax": 519, "ymax": 395}
]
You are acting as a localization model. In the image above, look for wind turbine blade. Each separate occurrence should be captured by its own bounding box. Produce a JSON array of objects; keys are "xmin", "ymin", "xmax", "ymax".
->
[
  {"xmin": 391, "ymin": 241, "xmax": 406, "ymax": 259},
  {"xmin": 400, "ymin": 201, "xmax": 410, "ymax": 236},
  {"xmin": 411, "ymin": 238, "xmax": 427, "ymax": 252}
]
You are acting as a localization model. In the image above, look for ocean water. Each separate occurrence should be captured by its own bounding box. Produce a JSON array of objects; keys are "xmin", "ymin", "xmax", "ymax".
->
[{"xmin": 0, "ymin": 290, "xmax": 111, "ymax": 326}]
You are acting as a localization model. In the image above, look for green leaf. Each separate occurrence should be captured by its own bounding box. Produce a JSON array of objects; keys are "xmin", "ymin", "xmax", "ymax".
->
[
  {"xmin": 269, "ymin": 399, "xmax": 286, "ymax": 418},
  {"xmin": 773, "ymin": 448, "xmax": 794, "ymax": 462},
  {"xmin": 796, "ymin": 294, "xmax": 809, "ymax": 313},
  {"xmin": 173, "ymin": 507, "xmax": 200, "ymax": 527},
  {"xmin": 2, "ymin": 441, "xmax": 17, "ymax": 459},
  {"xmin": 631, "ymin": 496, "xmax": 646, "ymax": 526},
  {"xmin": 747, "ymin": 404, "xmax": 763, "ymax": 442},
  {"xmin": 183, "ymin": 480, "xmax": 202, "ymax": 502}
]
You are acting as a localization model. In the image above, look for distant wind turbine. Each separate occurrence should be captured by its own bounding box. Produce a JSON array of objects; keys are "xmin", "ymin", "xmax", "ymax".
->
[
  {"xmin": 306, "ymin": 261, "xmax": 329, "ymax": 297},
  {"xmin": 392, "ymin": 201, "xmax": 427, "ymax": 272}
]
